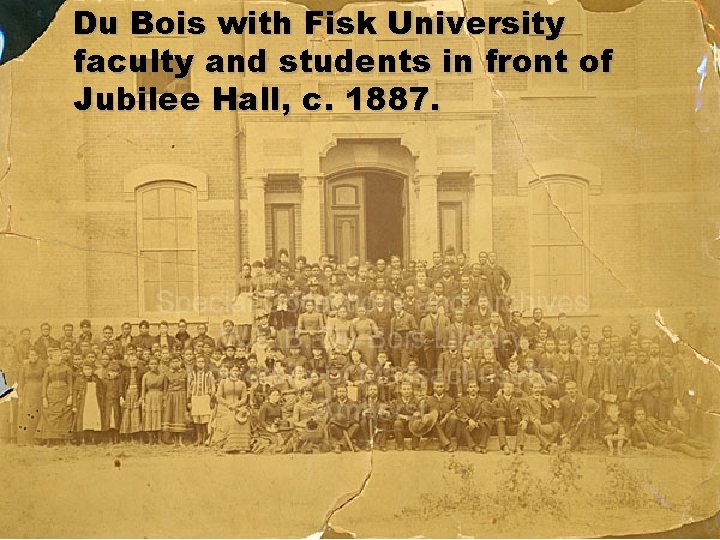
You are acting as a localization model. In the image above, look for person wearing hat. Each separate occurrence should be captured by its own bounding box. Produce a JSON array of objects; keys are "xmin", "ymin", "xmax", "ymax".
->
[
  {"xmin": 78, "ymin": 319, "xmax": 97, "ymax": 349},
  {"xmin": 392, "ymin": 382, "xmax": 424, "ymax": 450}
]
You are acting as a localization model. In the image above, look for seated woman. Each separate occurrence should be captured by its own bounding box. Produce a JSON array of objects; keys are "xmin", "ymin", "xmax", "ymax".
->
[
  {"xmin": 292, "ymin": 387, "xmax": 328, "ymax": 453},
  {"xmin": 255, "ymin": 389, "xmax": 292, "ymax": 454},
  {"xmin": 214, "ymin": 406, "xmax": 253, "ymax": 454}
]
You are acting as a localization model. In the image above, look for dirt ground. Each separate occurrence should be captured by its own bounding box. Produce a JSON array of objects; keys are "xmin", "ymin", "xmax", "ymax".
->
[{"xmin": 0, "ymin": 441, "xmax": 718, "ymax": 538}]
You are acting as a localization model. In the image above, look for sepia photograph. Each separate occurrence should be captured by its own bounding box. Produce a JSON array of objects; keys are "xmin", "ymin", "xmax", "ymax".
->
[{"xmin": 0, "ymin": 0, "xmax": 719, "ymax": 537}]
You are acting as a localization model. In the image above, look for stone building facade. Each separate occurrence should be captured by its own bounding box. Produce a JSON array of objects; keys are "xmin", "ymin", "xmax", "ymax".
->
[{"xmin": 1, "ymin": 0, "xmax": 718, "ymax": 334}]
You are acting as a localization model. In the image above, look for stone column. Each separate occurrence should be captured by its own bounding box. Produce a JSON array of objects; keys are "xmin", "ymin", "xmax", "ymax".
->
[
  {"xmin": 469, "ymin": 172, "xmax": 493, "ymax": 257},
  {"xmin": 245, "ymin": 175, "xmax": 267, "ymax": 262},
  {"xmin": 301, "ymin": 175, "xmax": 323, "ymax": 263},
  {"xmin": 415, "ymin": 173, "xmax": 439, "ymax": 263}
]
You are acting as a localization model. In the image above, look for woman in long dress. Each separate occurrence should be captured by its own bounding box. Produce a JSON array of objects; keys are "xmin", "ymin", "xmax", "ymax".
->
[
  {"xmin": 325, "ymin": 306, "xmax": 354, "ymax": 357},
  {"xmin": 213, "ymin": 365, "xmax": 250, "ymax": 452},
  {"xmin": 162, "ymin": 356, "xmax": 190, "ymax": 445},
  {"xmin": 351, "ymin": 305, "xmax": 379, "ymax": 370},
  {"xmin": 72, "ymin": 360, "xmax": 104, "ymax": 444},
  {"xmin": 17, "ymin": 349, "xmax": 44, "ymax": 445},
  {"xmin": 141, "ymin": 357, "xmax": 167, "ymax": 444},
  {"xmin": 120, "ymin": 353, "xmax": 144, "ymax": 441},
  {"xmin": 297, "ymin": 299, "xmax": 325, "ymax": 362},
  {"xmin": 36, "ymin": 347, "xmax": 73, "ymax": 445},
  {"xmin": 292, "ymin": 387, "xmax": 327, "ymax": 453}
]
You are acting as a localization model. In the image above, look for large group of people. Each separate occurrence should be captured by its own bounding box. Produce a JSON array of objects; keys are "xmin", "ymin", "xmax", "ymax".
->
[{"xmin": 0, "ymin": 248, "xmax": 716, "ymax": 458}]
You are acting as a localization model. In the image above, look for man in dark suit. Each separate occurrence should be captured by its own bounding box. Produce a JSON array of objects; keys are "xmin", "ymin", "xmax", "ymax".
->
[
  {"xmin": 425, "ymin": 380, "xmax": 458, "ymax": 451},
  {"xmin": 419, "ymin": 299, "xmax": 451, "ymax": 380},
  {"xmin": 519, "ymin": 382, "xmax": 561, "ymax": 453},
  {"xmin": 392, "ymin": 382, "xmax": 423, "ymax": 450},
  {"xmin": 484, "ymin": 311, "xmax": 511, "ymax": 368},
  {"xmin": 153, "ymin": 320, "xmax": 177, "ymax": 351},
  {"xmin": 33, "ymin": 322, "xmax": 59, "ymax": 363},
  {"xmin": 555, "ymin": 381, "xmax": 595, "ymax": 450},
  {"xmin": 359, "ymin": 383, "xmax": 393, "ymax": 450},
  {"xmin": 524, "ymin": 308, "xmax": 554, "ymax": 346},
  {"xmin": 448, "ymin": 308, "xmax": 472, "ymax": 346},
  {"xmin": 493, "ymin": 382, "xmax": 525, "ymax": 455},
  {"xmin": 327, "ymin": 385, "xmax": 361, "ymax": 453},
  {"xmin": 456, "ymin": 380, "xmax": 495, "ymax": 453},
  {"xmin": 485, "ymin": 251, "xmax": 512, "ymax": 323}
]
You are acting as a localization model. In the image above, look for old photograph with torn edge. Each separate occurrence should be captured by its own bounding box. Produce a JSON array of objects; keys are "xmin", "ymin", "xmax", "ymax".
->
[{"xmin": 0, "ymin": 0, "xmax": 719, "ymax": 537}]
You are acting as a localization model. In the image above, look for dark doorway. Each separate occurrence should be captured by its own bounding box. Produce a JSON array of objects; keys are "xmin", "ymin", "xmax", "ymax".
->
[{"xmin": 364, "ymin": 173, "xmax": 404, "ymax": 262}]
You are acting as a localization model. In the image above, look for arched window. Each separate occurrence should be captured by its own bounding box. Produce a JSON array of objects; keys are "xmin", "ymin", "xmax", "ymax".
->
[
  {"xmin": 530, "ymin": 178, "xmax": 589, "ymax": 310},
  {"xmin": 136, "ymin": 182, "xmax": 198, "ymax": 315}
]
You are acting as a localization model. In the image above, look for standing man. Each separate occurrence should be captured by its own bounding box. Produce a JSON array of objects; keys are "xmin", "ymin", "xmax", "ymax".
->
[
  {"xmin": 389, "ymin": 298, "xmax": 417, "ymax": 370},
  {"xmin": 485, "ymin": 251, "xmax": 511, "ymax": 324},
  {"xmin": 419, "ymin": 299, "xmax": 451, "ymax": 379}
]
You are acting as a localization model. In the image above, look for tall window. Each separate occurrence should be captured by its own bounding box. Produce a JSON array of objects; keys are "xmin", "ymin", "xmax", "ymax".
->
[
  {"xmin": 271, "ymin": 205, "xmax": 296, "ymax": 263},
  {"xmin": 137, "ymin": 182, "xmax": 197, "ymax": 314},
  {"xmin": 530, "ymin": 179, "xmax": 587, "ymax": 308},
  {"xmin": 439, "ymin": 202, "xmax": 463, "ymax": 255}
]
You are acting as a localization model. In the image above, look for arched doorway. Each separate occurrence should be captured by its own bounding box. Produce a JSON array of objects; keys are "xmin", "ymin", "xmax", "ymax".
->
[
  {"xmin": 321, "ymin": 139, "xmax": 415, "ymax": 264},
  {"xmin": 326, "ymin": 170, "xmax": 407, "ymax": 263}
]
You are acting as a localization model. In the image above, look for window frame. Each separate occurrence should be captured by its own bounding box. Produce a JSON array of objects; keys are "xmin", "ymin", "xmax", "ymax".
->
[
  {"xmin": 136, "ymin": 180, "xmax": 200, "ymax": 317},
  {"xmin": 438, "ymin": 201, "xmax": 463, "ymax": 256},
  {"xmin": 528, "ymin": 176, "xmax": 590, "ymax": 313},
  {"xmin": 526, "ymin": 2, "xmax": 588, "ymax": 96},
  {"xmin": 271, "ymin": 204, "xmax": 297, "ymax": 264}
]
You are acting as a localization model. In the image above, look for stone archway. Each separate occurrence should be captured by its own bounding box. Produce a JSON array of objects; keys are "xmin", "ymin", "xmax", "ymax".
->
[{"xmin": 320, "ymin": 139, "xmax": 415, "ymax": 264}]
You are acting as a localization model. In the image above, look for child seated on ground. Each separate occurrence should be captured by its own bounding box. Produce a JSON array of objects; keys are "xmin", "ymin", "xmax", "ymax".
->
[{"xmin": 601, "ymin": 403, "xmax": 628, "ymax": 456}]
